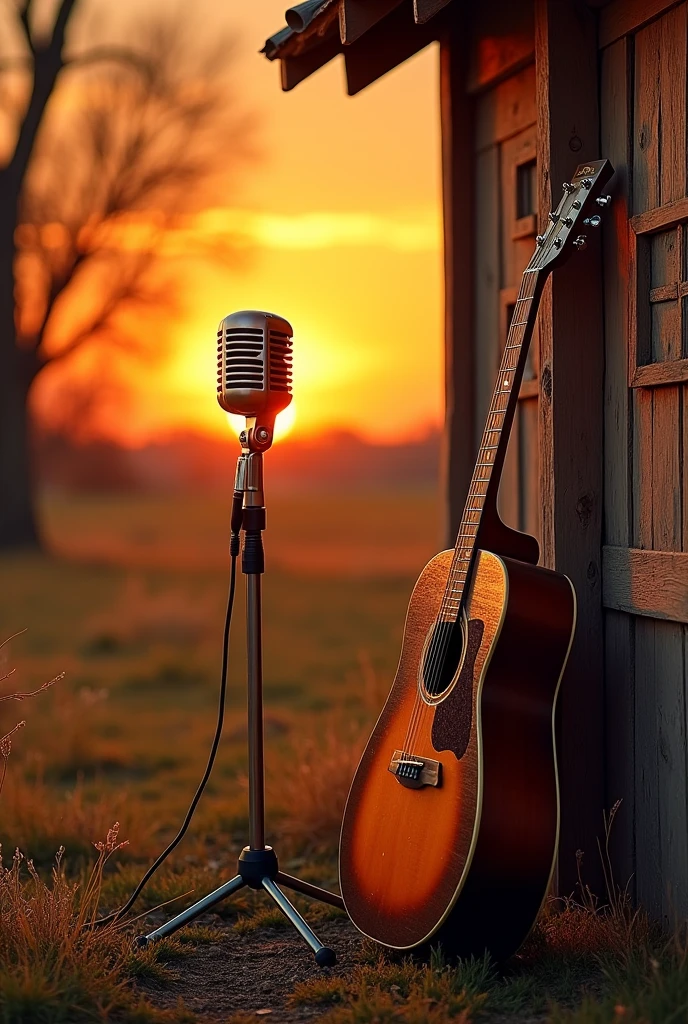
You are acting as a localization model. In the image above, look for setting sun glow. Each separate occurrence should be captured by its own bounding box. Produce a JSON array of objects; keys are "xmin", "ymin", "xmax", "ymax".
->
[{"xmin": 33, "ymin": 1, "xmax": 442, "ymax": 449}]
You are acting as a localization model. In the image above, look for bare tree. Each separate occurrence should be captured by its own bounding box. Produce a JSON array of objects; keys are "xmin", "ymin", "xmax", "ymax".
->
[{"xmin": 0, "ymin": 1, "xmax": 252, "ymax": 549}]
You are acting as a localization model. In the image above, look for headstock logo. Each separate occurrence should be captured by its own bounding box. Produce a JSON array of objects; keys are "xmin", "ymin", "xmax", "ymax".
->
[{"xmin": 575, "ymin": 164, "xmax": 596, "ymax": 176}]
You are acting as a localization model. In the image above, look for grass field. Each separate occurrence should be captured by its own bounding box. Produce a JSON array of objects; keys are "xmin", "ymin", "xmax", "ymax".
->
[
  {"xmin": 2, "ymin": 489, "xmax": 687, "ymax": 1023},
  {"xmin": 2, "ymin": 490, "xmax": 441, "ymax": 874}
]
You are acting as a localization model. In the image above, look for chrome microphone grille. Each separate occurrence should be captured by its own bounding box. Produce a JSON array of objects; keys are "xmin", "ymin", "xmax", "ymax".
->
[{"xmin": 217, "ymin": 310, "xmax": 293, "ymax": 419}]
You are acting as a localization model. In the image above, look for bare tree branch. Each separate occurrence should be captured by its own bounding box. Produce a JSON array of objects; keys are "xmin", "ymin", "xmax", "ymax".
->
[
  {"xmin": 62, "ymin": 46, "xmax": 154, "ymax": 79},
  {"xmin": 17, "ymin": 0, "xmax": 34, "ymax": 55}
]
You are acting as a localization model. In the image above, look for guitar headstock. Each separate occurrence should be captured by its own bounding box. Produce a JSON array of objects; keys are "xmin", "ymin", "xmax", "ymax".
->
[{"xmin": 531, "ymin": 159, "xmax": 615, "ymax": 271}]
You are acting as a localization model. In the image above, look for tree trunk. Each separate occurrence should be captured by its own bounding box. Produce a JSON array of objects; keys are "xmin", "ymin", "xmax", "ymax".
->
[{"xmin": 0, "ymin": 218, "xmax": 40, "ymax": 551}]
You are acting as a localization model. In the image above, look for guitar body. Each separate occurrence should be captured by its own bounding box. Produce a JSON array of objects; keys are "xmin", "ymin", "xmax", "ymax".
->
[
  {"xmin": 339, "ymin": 548, "xmax": 576, "ymax": 960},
  {"xmin": 339, "ymin": 160, "xmax": 612, "ymax": 961}
]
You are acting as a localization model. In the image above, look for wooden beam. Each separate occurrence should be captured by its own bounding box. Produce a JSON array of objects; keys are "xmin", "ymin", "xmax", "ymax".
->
[
  {"xmin": 281, "ymin": 32, "xmax": 342, "ymax": 90},
  {"xmin": 340, "ymin": 0, "xmax": 403, "ymax": 44},
  {"xmin": 535, "ymin": 0, "xmax": 605, "ymax": 896},
  {"xmin": 599, "ymin": 0, "xmax": 683, "ymax": 48},
  {"xmin": 414, "ymin": 0, "xmax": 453, "ymax": 24},
  {"xmin": 631, "ymin": 195, "xmax": 688, "ymax": 234},
  {"xmin": 440, "ymin": 18, "xmax": 475, "ymax": 547},
  {"xmin": 631, "ymin": 358, "xmax": 688, "ymax": 388},
  {"xmin": 344, "ymin": 0, "xmax": 443, "ymax": 95},
  {"xmin": 603, "ymin": 546, "xmax": 688, "ymax": 623},
  {"xmin": 466, "ymin": 0, "xmax": 534, "ymax": 94}
]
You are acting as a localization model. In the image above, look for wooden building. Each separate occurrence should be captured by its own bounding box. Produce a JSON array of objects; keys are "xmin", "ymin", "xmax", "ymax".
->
[{"xmin": 263, "ymin": 0, "xmax": 688, "ymax": 917}]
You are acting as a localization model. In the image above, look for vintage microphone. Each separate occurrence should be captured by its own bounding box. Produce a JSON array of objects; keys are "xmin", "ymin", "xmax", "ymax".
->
[
  {"xmin": 135, "ymin": 311, "xmax": 343, "ymax": 968},
  {"xmin": 216, "ymin": 309, "xmax": 294, "ymax": 449}
]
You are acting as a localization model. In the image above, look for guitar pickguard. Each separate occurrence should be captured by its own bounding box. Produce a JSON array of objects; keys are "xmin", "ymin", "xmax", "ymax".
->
[{"xmin": 431, "ymin": 618, "xmax": 484, "ymax": 761}]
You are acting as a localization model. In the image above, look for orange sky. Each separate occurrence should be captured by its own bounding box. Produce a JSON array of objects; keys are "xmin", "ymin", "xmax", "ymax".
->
[{"xmin": 36, "ymin": 0, "xmax": 443, "ymax": 446}]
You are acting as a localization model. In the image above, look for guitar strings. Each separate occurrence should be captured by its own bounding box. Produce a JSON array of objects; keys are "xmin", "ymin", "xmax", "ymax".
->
[
  {"xmin": 399, "ymin": 233, "xmax": 554, "ymax": 763},
  {"xmin": 406, "ymin": 218, "xmax": 564, "ymax": 756}
]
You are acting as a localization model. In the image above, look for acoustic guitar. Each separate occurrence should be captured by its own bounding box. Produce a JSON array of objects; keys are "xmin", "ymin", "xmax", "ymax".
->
[{"xmin": 339, "ymin": 159, "xmax": 614, "ymax": 961}]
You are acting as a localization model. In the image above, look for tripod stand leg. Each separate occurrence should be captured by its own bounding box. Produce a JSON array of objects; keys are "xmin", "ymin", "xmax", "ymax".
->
[
  {"xmin": 276, "ymin": 871, "xmax": 345, "ymax": 911},
  {"xmin": 262, "ymin": 876, "xmax": 336, "ymax": 967},
  {"xmin": 139, "ymin": 874, "xmax": 246, "ymax": 945}
]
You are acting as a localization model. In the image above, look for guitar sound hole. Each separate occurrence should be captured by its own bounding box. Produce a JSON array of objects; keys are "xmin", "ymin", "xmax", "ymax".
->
[{"xmin": 422, "ymin": 618, "xmax": 464, "ymax": 698}]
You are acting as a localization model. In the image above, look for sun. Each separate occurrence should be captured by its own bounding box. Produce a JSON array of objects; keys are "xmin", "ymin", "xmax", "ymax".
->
[{"xmin": 225, "ymin": 402, "xmax": 297, "ymax": 444}]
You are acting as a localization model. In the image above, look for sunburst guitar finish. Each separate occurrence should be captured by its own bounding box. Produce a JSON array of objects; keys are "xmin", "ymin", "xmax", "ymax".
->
[
  {"xmin": 339, "ymin": 159, "xmax": 614, "ymax": 960},
  {"xmin": 339, "ymin": 548, "xmax": 575, "ymax": 959}
]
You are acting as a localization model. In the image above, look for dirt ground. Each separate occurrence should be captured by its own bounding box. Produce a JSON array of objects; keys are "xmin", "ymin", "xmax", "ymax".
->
[{"xmin": 137, "ymin": 913, "xmax": 365, "ymax": 1022}]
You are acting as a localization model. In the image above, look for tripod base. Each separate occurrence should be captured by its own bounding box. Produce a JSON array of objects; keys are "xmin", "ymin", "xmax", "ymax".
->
[{"xmin": 135, "ymin": 847, "xmax": 341, "ymax": 968}]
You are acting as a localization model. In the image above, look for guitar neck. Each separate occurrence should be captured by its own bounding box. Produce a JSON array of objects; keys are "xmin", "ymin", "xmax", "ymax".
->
[
  {"xmin": 442, "ymin": 266, "xmax": 547, "ymax": 621},
  {"xmin": 437, "ymin": 157, "xmax": 615, "ymax": 623}
]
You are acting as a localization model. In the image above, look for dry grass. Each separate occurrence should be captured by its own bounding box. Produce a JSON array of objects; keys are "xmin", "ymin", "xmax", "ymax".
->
[
  {"xmin": 270, "ymin": 712, "xmax": 368, "ymax": 858},
  {"xmin": 0, "ymin": 826, "xmax": 197, "ymax": 1022}
]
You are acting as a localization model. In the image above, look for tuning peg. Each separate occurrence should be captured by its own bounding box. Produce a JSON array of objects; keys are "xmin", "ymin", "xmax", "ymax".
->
[
  {"xmin": 573, "ymin": 235, "xmax": 588, "ymax": 250},
  {"xmin": 581, "ymin": 178, "xmax": 593, "ymax": 189},
  {"xmin": 562, "ymin": 182, "xmax": 575, "ymax": 193},
  {"xmin": 553, "ymin": 238, "xmax": 563, "ymax": 249},
  {"xmin": 596, "ymin": 194, "xmax": 612, "ymax": 207},
  {"xmin": 536, "ymin": 235, "xmax": 546, "ymax": 246},
  {"xmin": 583, "ymin": 214, "xmax": 601, "ymax": 227},
  {"xmin": 548, "ymin": 211, "xmax": 559, "ymax": 223}
]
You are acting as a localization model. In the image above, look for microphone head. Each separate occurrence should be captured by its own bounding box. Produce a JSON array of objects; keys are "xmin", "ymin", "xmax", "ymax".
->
[{"xmin": 216, "ymin": 310, "xmax": 293, "ymax": 425}]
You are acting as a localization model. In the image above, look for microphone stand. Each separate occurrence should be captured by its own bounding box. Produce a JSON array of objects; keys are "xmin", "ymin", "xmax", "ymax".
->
[{"xmin": 138, "ymin": 422, "xmax": 342, "ymax": 966}]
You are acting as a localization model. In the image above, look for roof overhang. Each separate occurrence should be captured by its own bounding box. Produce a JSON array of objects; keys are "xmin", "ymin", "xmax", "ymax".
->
[{"xmin": 262, "ymin": 0, "xmax": 455, "ymax": 94}]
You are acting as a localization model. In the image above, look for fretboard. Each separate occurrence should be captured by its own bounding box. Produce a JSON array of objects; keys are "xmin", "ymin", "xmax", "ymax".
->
[{"xmin": 441, "ymin": 267, "xmax": 545, "ymax": 621}]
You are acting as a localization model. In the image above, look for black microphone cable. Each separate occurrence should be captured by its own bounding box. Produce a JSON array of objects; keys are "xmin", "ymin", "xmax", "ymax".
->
[{"xmin": 92, "ymin": 491, "xmax": 244, "ymax": 928}]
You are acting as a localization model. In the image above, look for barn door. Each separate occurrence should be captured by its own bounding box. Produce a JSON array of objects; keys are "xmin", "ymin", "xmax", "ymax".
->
[
  {"xmin": 600, "ymin": 0, "xmax": 688, "ymax": 922},
  {"xmin": 474, "ymin": 65, "xmax": 540, "ymax": 541}
]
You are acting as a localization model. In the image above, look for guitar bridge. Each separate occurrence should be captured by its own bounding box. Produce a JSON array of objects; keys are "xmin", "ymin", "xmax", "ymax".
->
[{"xmin": 388, "ymin": 749, "xmax": 441, "ymax": 789}]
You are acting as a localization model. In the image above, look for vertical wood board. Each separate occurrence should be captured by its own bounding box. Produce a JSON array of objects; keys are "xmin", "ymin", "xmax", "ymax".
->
[{"xmin": 535, "ymin": 0, "xmax": 605, "ymax": 895}]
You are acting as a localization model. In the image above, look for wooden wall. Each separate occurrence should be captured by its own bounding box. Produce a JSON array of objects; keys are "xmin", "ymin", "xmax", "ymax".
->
[
  {"xmin": 600, "ymin": 0, "xmax": 688, "ymax": 922},
  {"xmin": 474, "ymin": 64, "xmax": 541, "ymax": 542}
]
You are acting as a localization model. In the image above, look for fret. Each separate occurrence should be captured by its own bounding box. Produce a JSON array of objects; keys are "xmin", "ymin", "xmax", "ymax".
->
[
  {"xmin": 475, "ymin": 462, "xmax": 493, "ymax": 468},
  {"xmin": 504, "ymin": 344, "xmax": 521, "ymax": 351},
  {"xmin": 508, "ymin": 320, "xmax": 529, "ymax": 327}
]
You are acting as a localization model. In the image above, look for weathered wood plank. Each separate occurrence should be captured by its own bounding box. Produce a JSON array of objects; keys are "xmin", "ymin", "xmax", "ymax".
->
[
  {"xmin": 633, "ymin": 18, "xmax": 662, "ymax": 214},
  {"xmin": 602, "ymin": 546, "xmax": 688, "ymax": 622},
  {"xmin": 604, "ymin": 609, "xmax": 636, "ymax": 897},
  {"xmin": 441, "ymin": 26, "xmax": 477, "ymax": 546},
  {"xmin": 683, "ymin": 383, "xmax": 688, "ymax": 552},
  {"xmin": 655, "ymin": 619, "xmax": 688, "ymax": 922},
  {"xmin": 414, "ymin": 0, "xmax": 452, "ymax": 24},
  {"xmin": 599, "ymin": 0, "xmax": 683, "ymax": 49},
  {"xmin": 600, "ymin": 39, "xmax": 635, "ymax": 889},
  {"xmin": 631, "ymin": 195, "xmax": 688, "ymax": 234},
  {"xmin": 339, "ymin": 0, "xmax": 403, "ymax": 44},
  {"xmin": 519, "ymin": 396, "xmax": 540, "ymax": 539},
  {"xmin": 632, "ymin": 390, "xmax": 654, "ymax": 547},
  {"xmin": 601, "ymin": 38, "xmax": 632, "ymax": 549},
  {"xmin": 651, "ymin": 389, "xmax": 681, "ymax": 549},
  {"xmin": 535, "ymin": 0, "xmax": 605, "ymax": 895},
  {"xmin": 474, "ymin": 144, "xmax": 500, "ymax": 445},
  {"xmin": 475, "ymin": 64, "xmax": 536, "ymax": 152},
  {"xmin": 344, "ymin": 1, "xmax": 441, "ymax": 95},
  {"xmin": 634, "ymin": 618, "xmax": 662, "ymax": 918},
  {"xmin": 632, "ymin": 357, "xmax": 688, "ymax": 387},
  {"xmin": 659, "ymin": 6, "xmax": 687, "ymax": 205},
  {"xmin": 500, "ymin": 127, "xmax": 537, "ymax": 293},
  {"xmin": 466, "ymin": 0, "xmax": 534, "ymax": 94}
]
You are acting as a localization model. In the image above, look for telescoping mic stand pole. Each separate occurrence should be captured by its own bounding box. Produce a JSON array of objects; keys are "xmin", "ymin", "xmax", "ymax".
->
[{"xmin": 139, "ymin": 423, "xmax": 342, "ymax": 966}]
